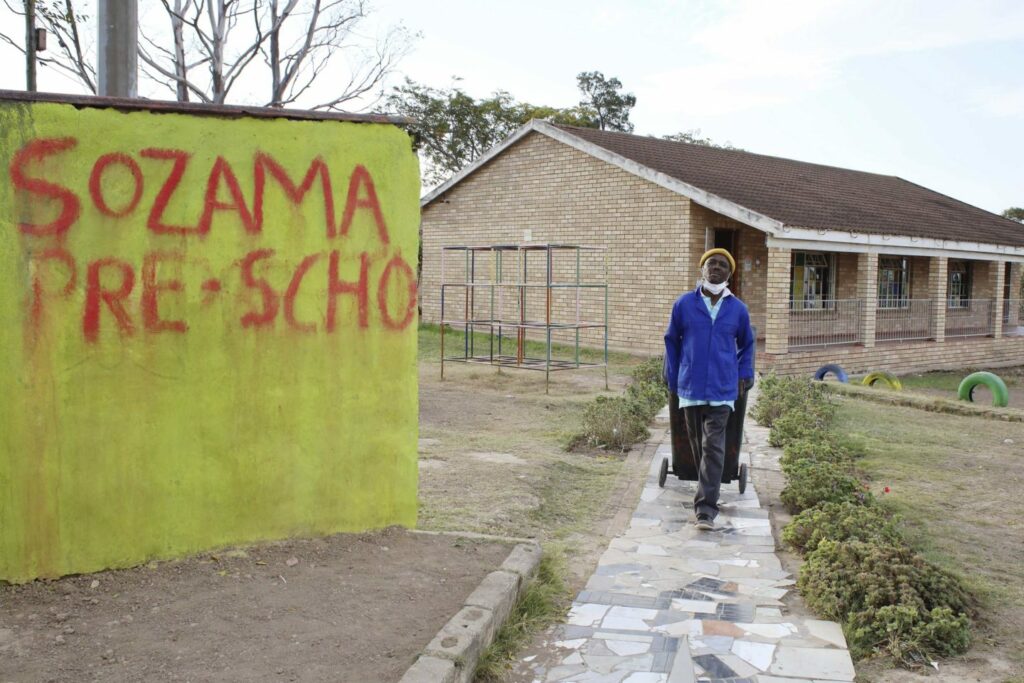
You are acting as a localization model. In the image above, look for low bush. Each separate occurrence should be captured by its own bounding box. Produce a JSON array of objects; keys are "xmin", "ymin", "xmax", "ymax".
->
[
  {"xmin": 782, "ymin": 501, "xmax": 900, "ymax": 553},
  {"xmin": 798, "ymin": 539, "xmax": 973, "ymax": 662},
  {"xmin": 753, "ymin": 373, "xmax": 835, "ymax": 429},
  {"xmin": 780, "ymin": 436, "xmax": 854, "ymax": 473},
  {"xmin": 751, "ymin": 373, "xmax": 797, "ymax": 426},
  {"xmin": 570, "ymin": 395, "xmax": 650, "ymax": 452},
  {"xmin": 780, "ymin": 460, "xmax": 866, "ymax": 513},
  {"xmin": 768, "ymin": 410, "xmax": 833, "ymax": 448},
  {"xmin": 569, "ymin": 356, "xmax": 666, "ymax": 453},
  {"xmin": 630, "ymin": 355, "xmax": 665, "ymax": 387},
  {"xmin": 766, "ymin": 371, "xmax": 976, "ymax": 667},
  {"xmin": 625, "ymin": 377, "xmax": 668, "ymax": 422}
]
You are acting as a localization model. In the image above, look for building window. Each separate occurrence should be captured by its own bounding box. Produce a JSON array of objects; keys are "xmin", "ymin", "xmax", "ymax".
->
[
  {"xmin": 791, "ymin": 252, "xmax": 835, "ymax": 309},
  {"xmin": 947, "ymin": 260, "xmax": 971, "ymax": 308},
  {"xmin": 877, "ymin": 256, "xmax": 910, "ymax": 308}
]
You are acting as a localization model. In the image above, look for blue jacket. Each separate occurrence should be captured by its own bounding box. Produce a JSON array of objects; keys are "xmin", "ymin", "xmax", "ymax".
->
[{"xmin": 663, "ymin": 287, "xmax": 755, "ymax": 402}]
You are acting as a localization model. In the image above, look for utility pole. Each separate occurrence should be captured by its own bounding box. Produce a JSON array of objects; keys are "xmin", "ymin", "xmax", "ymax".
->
[
  {"xmin": 25, "ymin": 0, "xmax": 36, "ymax": 91},
  {"xmin": 98, "ymin": 0, "xmax": 138, "ymax": 97}
]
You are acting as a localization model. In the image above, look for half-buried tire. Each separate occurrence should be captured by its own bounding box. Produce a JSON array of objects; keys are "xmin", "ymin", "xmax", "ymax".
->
[
  {"xmin": 957, "ymin": 371, "xmax": 1009, "ymax": 407},
  {"xmin": 862, "ymin": 371, "xmax": 902, "ymax": 390},
  {"xmin": 814, "ymin": 364, "xmax": 849, "ymax": 383}
]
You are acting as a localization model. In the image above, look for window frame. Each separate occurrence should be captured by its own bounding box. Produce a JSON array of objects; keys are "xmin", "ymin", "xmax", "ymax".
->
[
  {"xmin": 877, "ymin": 256, "xmax": 911, "ymax": 309},
  {"xmin": 790, "ymin": 251, "xmax": 837, "ymax": 310},
  {"xmin": 947, "ymin": 260, "xmax": 971, "ymax": 309}
]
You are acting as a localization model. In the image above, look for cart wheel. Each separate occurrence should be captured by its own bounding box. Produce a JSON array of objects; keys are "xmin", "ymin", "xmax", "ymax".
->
[
  {"xmin": 658, "ymin": 458, "xmax": 668, "ymax": 488},
  {"xmin": 738, "ymin": 464, "xmax": 748, "ymax": 494}
]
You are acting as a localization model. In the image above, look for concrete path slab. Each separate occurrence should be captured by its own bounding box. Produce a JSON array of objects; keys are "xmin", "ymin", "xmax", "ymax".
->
[{"xmin": 513, "ymin": 407, "xmax": 855, "ymax": 682}]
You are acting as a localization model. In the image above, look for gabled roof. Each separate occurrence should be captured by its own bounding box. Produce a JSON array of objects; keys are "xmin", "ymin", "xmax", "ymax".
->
[{"xmin": 423, "ymin": 120, "xmax": 1024, "ymax": 258}]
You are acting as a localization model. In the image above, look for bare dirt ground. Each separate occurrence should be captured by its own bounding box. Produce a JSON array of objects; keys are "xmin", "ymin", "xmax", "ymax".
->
[{"xmin": 0, "ymin": 528, "xmax": 511, "ymax": 682}]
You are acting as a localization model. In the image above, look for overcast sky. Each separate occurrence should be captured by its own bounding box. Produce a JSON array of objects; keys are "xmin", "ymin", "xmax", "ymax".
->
[{"xmin": 2, "ymin": 0, "xmax": 1021, "ymax": 214}]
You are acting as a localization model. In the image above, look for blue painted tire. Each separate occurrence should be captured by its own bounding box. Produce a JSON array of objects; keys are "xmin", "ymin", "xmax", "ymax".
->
[{"xmin": 814, "ymin": 364, "xmax": 849, "ymax": 383}]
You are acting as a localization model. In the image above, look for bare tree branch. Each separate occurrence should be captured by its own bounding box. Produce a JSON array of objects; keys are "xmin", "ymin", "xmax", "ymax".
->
[{"xmin": 1, "ymin": 0, "xmax": 413, "ymax": 109}]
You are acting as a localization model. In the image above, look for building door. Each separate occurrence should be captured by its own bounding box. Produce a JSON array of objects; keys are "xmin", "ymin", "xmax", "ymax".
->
[
  {"xmin": 1004, "ymin": 262, "xmax": 1013, "ymax": 323},
  {"xmin": 712, "ymin": 229, "xmax": 739, "ymax": 299}
]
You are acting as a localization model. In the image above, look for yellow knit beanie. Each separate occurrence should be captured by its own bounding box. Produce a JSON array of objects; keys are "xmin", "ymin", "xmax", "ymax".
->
[{"xmin": 699, "ymin": 248, "xmax": 736, "ymax": 273}]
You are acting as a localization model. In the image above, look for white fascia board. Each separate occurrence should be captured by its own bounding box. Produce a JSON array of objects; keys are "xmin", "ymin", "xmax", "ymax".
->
[
  {"xmin": 534, "ymin": 120, "xmax": 783, "ymax": 235},
  {"xmin": 421, "ymin": 120, "xmax": 541, "ymax": 207},
  {"xmin": 768, "ymin": 227, "xmax": 1024, "ymax": 262}
]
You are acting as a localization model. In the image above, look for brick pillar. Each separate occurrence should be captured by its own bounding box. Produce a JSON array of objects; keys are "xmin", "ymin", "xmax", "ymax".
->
[
  {"xmin": 928, "ymin": 256, "xmax": 947, "ymax": 342},
  {"xmin": 990, "ymin": 260, "xmax": 1005, "ymax": 338},
  {"xmin": 764, "ymin": 247, "xmax": 791, "ymax": 354},
  {"xmin": 857, "ymin": 252, "xmax": 878, "ymax": 347}
]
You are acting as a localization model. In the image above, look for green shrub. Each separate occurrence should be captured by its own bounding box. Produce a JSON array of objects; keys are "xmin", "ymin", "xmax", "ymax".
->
[
  {"xmin": 570, "ymin": 395, "xmax": 650, "ymax": 452},
  {"xmin": 625, "ymin": 377, "xmax": 668, "ymax": 422},
  {"xmin": 768, "ymin": 410, "xmax": 832, "ymax": 448},
  {"xmin": 630, "ymin": 355, "xmax": 665, "ymax": 387},
  {"xmin": 751, "ymin": 373, "xmax": 795, "ymax": 427},
  {"xmin": 798, "ymin": 539, "xmax": 973, "ymax": 662},
  {"xmin": 752, "ymin": 374, "xmax": 835, "ymax": 427},
  {"xmin": 780, "ymin": 436, "xmax": 854, "ymax": 473},
  {"xmin": 853, "ymin": 605, "xmax": 970, "ymax": 663},
  {"xmin": 782, "ymin": 501, "xmax": 900, "ymax": 553},
  {"xmin": 780, "ymin": 460, "xmax": 866, "ymax": 513}
]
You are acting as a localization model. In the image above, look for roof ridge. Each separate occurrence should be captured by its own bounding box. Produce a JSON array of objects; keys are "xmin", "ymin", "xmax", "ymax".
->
[{"xmin": 550, "ymin": 122, "xmax": 903, "ymax": 182}]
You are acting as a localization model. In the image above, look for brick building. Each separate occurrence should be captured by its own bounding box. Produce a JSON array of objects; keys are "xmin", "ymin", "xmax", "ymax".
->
[{"xmin": 419, "ymin": 120, "xmax": 1024, "ymax": 375}]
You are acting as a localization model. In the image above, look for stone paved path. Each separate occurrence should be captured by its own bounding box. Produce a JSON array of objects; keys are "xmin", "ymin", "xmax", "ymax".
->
[{"xmin": 512, "ymin": 409, "xmax": 855, "ymax": 683}]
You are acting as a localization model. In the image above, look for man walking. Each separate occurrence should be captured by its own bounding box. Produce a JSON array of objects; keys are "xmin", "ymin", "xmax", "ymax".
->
[{"xmin": 664, "ymin": 248, "xmax": 755, "ymax": 530}]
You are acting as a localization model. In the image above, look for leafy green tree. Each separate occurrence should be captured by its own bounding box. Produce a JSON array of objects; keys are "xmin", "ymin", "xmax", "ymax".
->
[
  {"xmin": 387, "ymin": 78, "xmax": 594, "ymax": 186},
  {"xmin": 1002, "ymin": 207, "xmax": 1024, "ymax": 223},
  {"xmin": 576, "ymin": 70, "xmax": 636, "ymax": 132}
]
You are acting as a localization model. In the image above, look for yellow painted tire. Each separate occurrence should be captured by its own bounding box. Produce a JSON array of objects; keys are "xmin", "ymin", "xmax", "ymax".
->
[
  {"xmin": 862, "ymin": 371, "xmax": 902, "ymax": 391},
  {"xmin": 957, "ymin": 372, "xmax": 1009, "ymax": 407}
]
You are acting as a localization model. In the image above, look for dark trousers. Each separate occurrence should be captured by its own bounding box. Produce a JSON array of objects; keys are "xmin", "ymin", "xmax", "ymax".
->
[{"xmin": 682, "ymin": 404, "xmax": 731, "ymax": 519}]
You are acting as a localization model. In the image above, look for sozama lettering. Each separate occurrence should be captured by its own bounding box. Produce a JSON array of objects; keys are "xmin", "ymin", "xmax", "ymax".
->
[
  {"xmin": 11, "ymin": 138, "xmax": 390, "ymax": 242},
  {"xmin": 10, "ymin": 138, "xmax": 415, "ymax": 343}
]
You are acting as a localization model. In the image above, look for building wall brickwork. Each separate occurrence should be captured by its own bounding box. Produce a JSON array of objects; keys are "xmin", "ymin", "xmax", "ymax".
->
[
  {"xmin": 420, "ymin": 132, "xmax": 693, "ymax": 355},
  {"xmin": 761, "ymin": 336, "xmax": 1024, "ymax": 377},
  {"xmin": 420, "ymin": 131, "xmax": 1024, "ymax": 374}
]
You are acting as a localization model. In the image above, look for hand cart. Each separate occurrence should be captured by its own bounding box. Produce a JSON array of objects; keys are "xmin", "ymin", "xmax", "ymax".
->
[{"xmin": 658, "ymin": 386, "xmax": 749, "ymax": 494}]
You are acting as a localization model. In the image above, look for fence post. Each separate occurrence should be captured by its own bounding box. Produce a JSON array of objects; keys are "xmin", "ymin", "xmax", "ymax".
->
[
  {"xmin": 764, "ymin": 247, "xmax": 791, "ymax": 354},
  {"xmin": 928, "ymin": 256, "xmax": 947, "ymax": 342}
]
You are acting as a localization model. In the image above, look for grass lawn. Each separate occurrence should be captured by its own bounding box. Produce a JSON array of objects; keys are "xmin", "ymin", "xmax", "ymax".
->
[
  {"xmin": 893, "ymin": 365, "xmax": 1024, "ymax": 410},
  {"xmin": 833, "ymin": 396, "xmax": 1024, "ymax": 680}
]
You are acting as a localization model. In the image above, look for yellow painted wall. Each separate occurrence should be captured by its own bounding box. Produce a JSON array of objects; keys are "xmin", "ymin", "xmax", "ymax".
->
[{"xmin": 0, "ymin": 101, "xmax": 420, "ymax": 582}]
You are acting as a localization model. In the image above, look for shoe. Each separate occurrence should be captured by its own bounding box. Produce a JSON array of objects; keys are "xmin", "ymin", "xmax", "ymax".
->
[{"xmin": 695, "ymin": 514, "xmax": 714, "ymax": 531}]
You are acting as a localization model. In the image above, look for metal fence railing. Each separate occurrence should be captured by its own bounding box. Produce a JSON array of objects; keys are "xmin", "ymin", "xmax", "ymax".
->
[
  {"xmin": 788, "ymin": 299, "xmax": 863, "ymax": 348},
  {"xmin": 1005, "ymin": 299, "xmax": 1024, "ymax": 336},
  {"xmin": 875, "ymin": 299, "xmax": 932, "ymax": 342},
  {"xmin": 945, "ymin": 298, "xmax": 994, "ymax": 338}
]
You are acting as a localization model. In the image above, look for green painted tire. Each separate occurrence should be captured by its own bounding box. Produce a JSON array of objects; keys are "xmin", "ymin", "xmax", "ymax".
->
[
  {"xmin": 957, "ymin": 371, "xmax": 1009, "ymax": 407},
  {"xmin": 862, "ymin": 371, "xmax": 902, "ymax": 391}
]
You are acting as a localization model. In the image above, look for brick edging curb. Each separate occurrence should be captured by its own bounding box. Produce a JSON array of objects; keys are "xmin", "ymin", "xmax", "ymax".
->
[{"xmin": 398, "ymin": 541, "xmax": 542, "ymax": 683}]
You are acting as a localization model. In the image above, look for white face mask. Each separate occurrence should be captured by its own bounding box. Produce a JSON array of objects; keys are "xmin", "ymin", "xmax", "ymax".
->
[{"xmin": 702, "ymin": 279, "xmax": 729, "ymax": 295}]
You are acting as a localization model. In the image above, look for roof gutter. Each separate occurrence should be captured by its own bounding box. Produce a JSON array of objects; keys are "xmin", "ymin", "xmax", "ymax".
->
[{"xmin": 769, "ymin": 227, "xmax": 1024, "ymax": 262}]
